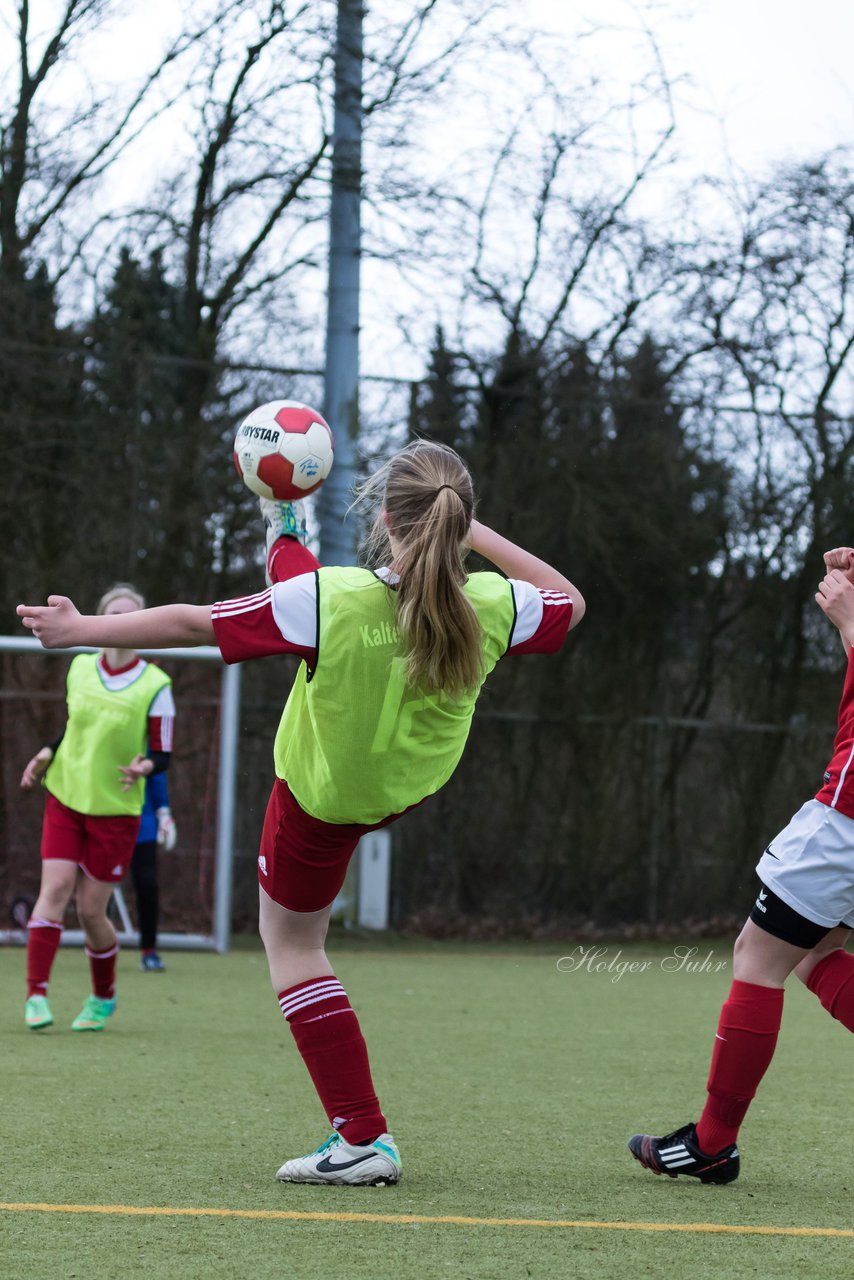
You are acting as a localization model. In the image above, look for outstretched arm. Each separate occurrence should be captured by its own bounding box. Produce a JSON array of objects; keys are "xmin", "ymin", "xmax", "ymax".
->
[
  {"xmin": 17, "ymin": 596, "xmax": 215, "ymax": 650},
  {"xmin": 468, "ymin": 520, "xmax": 586, "ymax": 629}
]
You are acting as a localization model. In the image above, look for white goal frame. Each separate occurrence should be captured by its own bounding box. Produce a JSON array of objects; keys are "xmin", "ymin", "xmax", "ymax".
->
[{"xmin": 0, "ymin": 636, "xmax": 241, "ymax": 953}]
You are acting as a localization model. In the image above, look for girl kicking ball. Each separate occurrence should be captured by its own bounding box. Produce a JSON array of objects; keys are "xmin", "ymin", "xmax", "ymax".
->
[{"xmin": 18, "ymin": 437, "xmax": 584, "ymax": 1186}]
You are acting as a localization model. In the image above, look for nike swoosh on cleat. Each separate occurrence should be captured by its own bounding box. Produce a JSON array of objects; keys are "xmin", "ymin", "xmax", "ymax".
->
[{"xmin": 315, "ymin": 1153, "xmax": 376, "ymax": 1173}]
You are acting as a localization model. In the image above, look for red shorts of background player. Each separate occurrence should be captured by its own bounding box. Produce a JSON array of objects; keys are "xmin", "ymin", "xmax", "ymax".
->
[
  {"xmin": 40, "ymin": 792, "xmax": 141, "ymax": 884},
  {"xmin": 259, "ymin": 778, "xmax": 406, "ymax": 913}
]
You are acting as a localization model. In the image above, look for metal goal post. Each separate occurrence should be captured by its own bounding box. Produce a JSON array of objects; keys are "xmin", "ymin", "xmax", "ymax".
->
[{"xmin": 0, "ymin": 636, "xmax": 240, "ymax": 953}]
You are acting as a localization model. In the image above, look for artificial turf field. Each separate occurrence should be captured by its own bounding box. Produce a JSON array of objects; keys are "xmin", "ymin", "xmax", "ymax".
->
[{"xmin": 1, "ymin": 935, "xmax": 853, "ymax": 1280}]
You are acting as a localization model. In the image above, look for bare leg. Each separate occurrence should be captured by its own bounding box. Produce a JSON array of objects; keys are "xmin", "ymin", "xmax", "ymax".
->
[
  {"xmin": 75, "ymin": 873, "xmax": 118, "ymax": 953},
  {"xmin": 32, "ymin": 859, "xmax": 78, "ymax": 922},
  {"xmin": 258, "ymin": 885, "xmax": 334, "ymax": 991},
  {"xmin": 732, "ymin": 917, "xmax": 812, "ymax": 986}
]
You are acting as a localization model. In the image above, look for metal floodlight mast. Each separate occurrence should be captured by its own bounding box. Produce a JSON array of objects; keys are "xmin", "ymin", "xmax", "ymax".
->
[{"xmin": 319, "ymin": 0, "xmax": 364, "ymax": 567}]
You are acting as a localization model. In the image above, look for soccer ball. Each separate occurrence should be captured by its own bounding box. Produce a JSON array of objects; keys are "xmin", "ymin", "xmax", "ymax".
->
[{"xmin": 233, "ymin": 401, "xmax": 334, "ymax": 500}]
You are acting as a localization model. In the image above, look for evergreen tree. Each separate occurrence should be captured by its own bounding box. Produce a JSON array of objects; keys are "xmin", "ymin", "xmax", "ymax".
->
[
  {"xmin": 83, "ymin": 249, "xmax": 257, "ymax": 605},
  {"xmin": 0, "ymin": 265, "xmax": 86, "ymax": 607},
  {"xmin": 408, "ymin": 326, "xmax": 469, "ymax": 450}
]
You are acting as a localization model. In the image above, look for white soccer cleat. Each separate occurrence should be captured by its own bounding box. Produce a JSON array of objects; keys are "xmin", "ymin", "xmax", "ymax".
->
[
  {"xmin": 259, "ymin": 496, "xmax": 309, "ymax": 586},
  {"xmin": 275, "ymin": 1132, "xmax": 402, "ymax": 1186},
  {"xmin": 259, "ymin": 496, "xmax": 308, "ymax": 551}
]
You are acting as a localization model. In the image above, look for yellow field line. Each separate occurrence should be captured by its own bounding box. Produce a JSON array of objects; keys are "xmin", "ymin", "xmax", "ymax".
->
[{"xmin": 1, "ymin": 1202, "xmax": 852, "ymax": 1238}]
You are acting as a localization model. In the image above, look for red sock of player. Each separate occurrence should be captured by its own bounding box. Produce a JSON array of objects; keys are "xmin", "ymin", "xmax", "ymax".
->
[
  {"xmin": 86, "ymin": 942, "xmax": 118, "ymax": 1000},
  {"xmin": 279, "ymin": 977, "xmax": 387, "ymax": 1146},
  {"xmin": 26, "ymin": 918, "xmax": 63, "ymax": 996},
  {"xmin": 695, "ymin": 979, "xmax": 784, "ymax": 1155},
  {"xmin": 268, "ymin": 535, "xmax": 320, "ymax": 585},
  {"xmin": 807, "ymin": 950, "xmax": 854, "ymax": 1031}
]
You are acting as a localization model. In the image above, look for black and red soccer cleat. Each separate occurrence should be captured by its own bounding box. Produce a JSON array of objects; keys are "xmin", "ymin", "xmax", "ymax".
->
[{"xmin": 628, "ymin": 1122, "xmax": 740, "ymax": 1184}]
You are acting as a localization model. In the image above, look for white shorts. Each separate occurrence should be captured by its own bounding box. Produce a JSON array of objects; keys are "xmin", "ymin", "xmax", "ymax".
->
[{"xmin": 755, "ymin": 799, "xmax": 854, "ymax": 930}]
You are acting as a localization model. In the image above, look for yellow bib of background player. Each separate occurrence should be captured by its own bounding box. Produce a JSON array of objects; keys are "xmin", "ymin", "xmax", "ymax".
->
[
  {"xmin": 274, "ymin": 567, "xmax": 515, "ymax": 824},
  {"xmin": 45, "ymin": 654, "xmax": 171, "ymax": 817}
]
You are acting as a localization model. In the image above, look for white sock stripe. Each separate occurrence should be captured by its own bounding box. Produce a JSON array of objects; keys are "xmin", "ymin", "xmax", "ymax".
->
[
  {"xmin": 84, "ymin": 944, "xmax": 119, "ymax": 959},
  {"xmin": 278, "ymin": 978, "xmax": 344, "ymax": 1005},
  {"xmin": 27, "ymin": 918, "xmax": 62, "ymax": 930},
  {"xmin": 280, "ymin": 991, "xmax": 350, "ymax": 1020},
  {"xmin": 279, "ymin": 983, "xmax": 347, "ymax": 1019},
  {"xmin": 278, "ymin": 982, "xmax": 346, "ymax": 1015}
]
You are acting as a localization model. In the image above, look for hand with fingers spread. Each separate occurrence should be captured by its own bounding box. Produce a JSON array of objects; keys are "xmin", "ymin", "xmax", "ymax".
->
[{"xmin": 118, "ymin": 754, "xmax": 154, "ymax": 792}]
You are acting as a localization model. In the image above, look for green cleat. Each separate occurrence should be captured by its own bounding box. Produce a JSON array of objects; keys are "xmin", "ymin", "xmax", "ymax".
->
[
  {"xmin": 71, "ymin": 994, "xmax": 117, "ymax": 1032},
  {"xmin": 25, "ymin": 994, "xmax": 53, "ymax": 1030}
]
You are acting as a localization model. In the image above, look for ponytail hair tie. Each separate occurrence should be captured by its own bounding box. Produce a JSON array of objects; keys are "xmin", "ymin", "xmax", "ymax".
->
[{"xmin": 435, "ymin": 484, "xmax": 458, "ymax": 498}]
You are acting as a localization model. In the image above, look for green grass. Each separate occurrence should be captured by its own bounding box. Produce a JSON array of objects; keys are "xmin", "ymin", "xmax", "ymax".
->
[{"xmin": 2, "ymin": 934, "xmax": 853, "ymax": 1279}]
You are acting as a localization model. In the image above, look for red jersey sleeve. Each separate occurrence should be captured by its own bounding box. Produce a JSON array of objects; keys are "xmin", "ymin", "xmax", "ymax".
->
[
  {"xmin": 147, "ymin": 684, "xmax": 176, "ymax": 751},
  {"xmin": 212, "ymin": 578, "xmax": 319, "ymax": 666},
  {"xmin": 815, "ymin": 648, "xmax": 854, "ymax": 817},
  {"xmin": 506, "ymin": 580, "xmax": 573, "ymax": 655}
]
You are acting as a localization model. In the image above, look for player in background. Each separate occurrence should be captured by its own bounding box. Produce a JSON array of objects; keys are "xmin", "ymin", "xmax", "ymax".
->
[
  {"xmin": 19, "ymin": 584, "xmax": 175, "ymax": 1032},
  {"xmin": 18, "ymin": 438, "xmax": 584, "ymax": 1186},
  {"xmin": 628, "ymin": 547, "xmax": 854, "ymax": 1185},
  {"xmin": 132, "ymin": 772, "xmax": 177, "ymax": 972}
]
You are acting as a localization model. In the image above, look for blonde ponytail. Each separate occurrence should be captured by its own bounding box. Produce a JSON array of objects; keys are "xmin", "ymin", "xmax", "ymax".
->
[{"xmin": 358, "ymin": 441, "xmax": 483, "ymax": 696}]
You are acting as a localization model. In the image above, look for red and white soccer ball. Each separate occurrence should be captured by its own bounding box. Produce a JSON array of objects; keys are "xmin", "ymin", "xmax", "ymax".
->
[{"xmin": 233, "ymin": 401, "xmax": 334, "ymax": 501}]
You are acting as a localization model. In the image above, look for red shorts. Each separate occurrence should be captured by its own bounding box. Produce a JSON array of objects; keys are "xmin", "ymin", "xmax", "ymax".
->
[
  {"xmin": 41, "ymin": 792, "xmax": 141, "ymax": 884},
  {"xmin": 258, "ymin": 778, "xmax": 402, "ymax": 912}
]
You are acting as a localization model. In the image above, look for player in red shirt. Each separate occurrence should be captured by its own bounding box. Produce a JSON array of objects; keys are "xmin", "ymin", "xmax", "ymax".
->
[
  {"xmin": 628, "ymin": 546, "xmax": 854, "ymax": 1184},
  {"xmin": 18, "ymin": 439, "xmax": 584, "ymax": 1187}
]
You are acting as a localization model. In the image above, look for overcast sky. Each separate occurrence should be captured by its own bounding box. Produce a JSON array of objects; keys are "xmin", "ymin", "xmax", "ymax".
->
[
  {"xmin": 532, "ymin": 0, "xmax": 854, "ymax": 178},
  {"xmin": 8, "ymin": 0, "xmax": 854, "ymax": 388}
]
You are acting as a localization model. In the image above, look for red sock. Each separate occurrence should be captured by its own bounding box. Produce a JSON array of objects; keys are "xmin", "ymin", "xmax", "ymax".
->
[
  {"xmin": 696, "ymin": 979, "xmax": 784, "ymax": 1155},
  {"xmin": 26, "ymin": 918, "xmax": 63, "ymax": 996},
  {"xmin": 279, "ymin": 977, "xmax": 387, "ymax": 1146},
  {"xmin": 86, "ymin": 942, "xmax": 118, "ymax": 999},
  {"xmin": 807, "ymin": 950, "xmax": 854, "ymax": 1031},
  {"xmin": 268, "ymin": 535, "xmax": 320, "ymax": 585}
]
